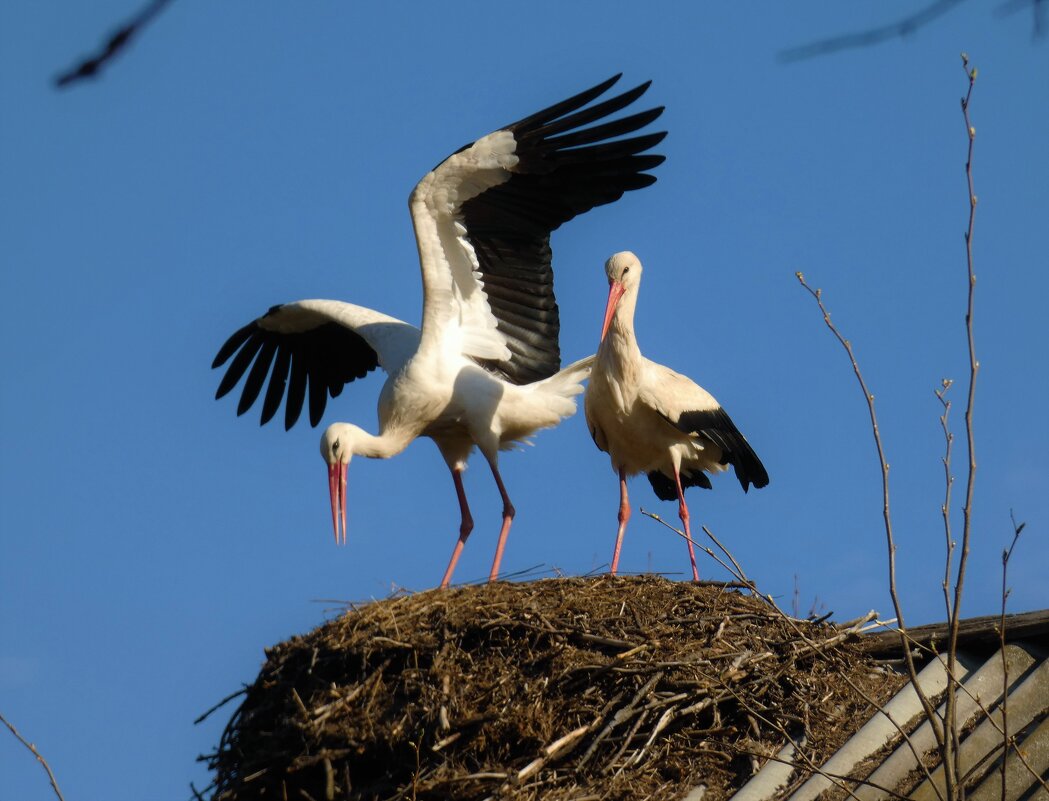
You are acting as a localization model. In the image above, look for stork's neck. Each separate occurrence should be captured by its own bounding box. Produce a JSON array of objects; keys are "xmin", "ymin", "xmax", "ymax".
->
[
  {"xmin": 352, "ymin": 424, "xmax": 417, "ymax": 460},
  {"xmin": 597, "ymin": 285, "xmax": 643, "ymax": 385}
]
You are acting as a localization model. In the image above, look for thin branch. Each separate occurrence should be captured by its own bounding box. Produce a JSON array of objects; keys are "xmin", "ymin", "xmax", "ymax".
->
[
  {"xmin": 999, "ymin": 510, "xmax": 1026, "ymax": 800},
  {"xmin": 639, "ymin": 509, "xmax": 783, "ymax": 614},
  {"xmin": 54, "ymin": 0, "xmax": 175, "ymax": 88},
  {"xmin": 935, "ymin": 379, "xmax": 956, "ymax": 624},
  {"xmin": 701, "ymin": 525, "xmax": 754, "ymax": 591},
  {"xmin": 0, "ymin": 711, "xmax": 67, "ymax": 801},
  {"xmin": 794, "ymin": 272, "xmax": 945, "ymax": 750},
  {"xmin": 780, "ymin": 0, "xmax": 968, "ymax": 61},
  {"xmin": 943, "ymin": 55, "xmax": 980, "ymax": 799}
]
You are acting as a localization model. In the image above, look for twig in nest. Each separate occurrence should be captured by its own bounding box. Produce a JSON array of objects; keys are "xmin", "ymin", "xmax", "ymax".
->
[
  {"xmin": 515, "ymin": 722, "xmax": 594, "ymax": 781},
  {"xmin": 0, "ymin": 711, "xmax": 67, "ymax": 801},
  {"xmin": 605, "ymin": 708, "xmax": 651, "ymax": 774},
  {"xmin": 640, "ymin": 510, "xmax": 745, "ymax": 585},
  {"xmin": 194, "ymin": 686, "xmax": 249, "ymax": 725},
  {"xmin": 640, "ymin": 509, "xmax": 785, "ymax": 616},
  {"xmin": 700, "ymin": 523, "xmax": 755, "ymax": 590}
]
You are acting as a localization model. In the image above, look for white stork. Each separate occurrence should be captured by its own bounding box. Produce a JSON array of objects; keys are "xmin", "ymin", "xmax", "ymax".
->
[
  {"xmin": 584, "ymin": 251, "xmax": 769, "ymax": 581},
  {"xmin": 212, "ymin": 77, "xmax": 666, "ymax": 587}
]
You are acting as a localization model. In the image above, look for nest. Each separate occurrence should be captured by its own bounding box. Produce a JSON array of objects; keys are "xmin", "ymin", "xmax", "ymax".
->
[{"xmin": 201, "ymin": 576, "xmax": 902, "ymax": 801}]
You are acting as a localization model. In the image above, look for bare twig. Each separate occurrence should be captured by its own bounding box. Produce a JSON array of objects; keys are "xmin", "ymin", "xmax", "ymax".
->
[
  {"xmin": 640, "ymin": 509, "xmax": 741, "ymax": 580},
  {"xmin": 780, "ymin": 0, "xmax": 968, "ymax": 61},
  {"xmin": 794, "ymin": 274, "xmax": 969, "ymax": 801},
  {"xmin": 194, "ymin": 686, "xmax": 249, "ymax": 725},
  {"xmin": 54, "ymin": 0, "xmax": 175, "ymax": 88},
  {"xmin": 0, "ymin": 711, "xmax": 67, "ymax": 801},
  {"xmin": 795, "ymin": 272, "xmax": 945, "ymax": 752},
  {"xmin": 639, "ymin": 509, "xmax": 784, "ymax": 615},
  {"xmin": 999, "ymin": 510, "xmax": 1026, "ymax": 799},
  {"xmin": 701, "ymin": 525, "xmax": 754, "ymax": 590},
  {"xmin": 940, "ymin": 55, "xmax": 980, "ymax": 799},
  {"xmin": 795, "ymin": 277, "xmax": 895, "ymax": 602},
  {"xmin": 935, "ymin": 379, "xmax": 956, "ymax": 623}
]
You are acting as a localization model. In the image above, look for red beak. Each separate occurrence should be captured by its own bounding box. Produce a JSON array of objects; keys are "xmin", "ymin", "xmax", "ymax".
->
[
  {"xmin": 600, "ymin": 280, "xmax": 626, "ymax": 343},
  {"xmin": 327, "ymin": 462, "xmax": 347, "ymax": 544}
]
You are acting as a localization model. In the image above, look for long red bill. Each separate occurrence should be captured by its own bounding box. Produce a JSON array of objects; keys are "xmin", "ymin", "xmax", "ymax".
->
[
  {"xmin": 600, "ymin": 280, "xmax": 626, "ymax": 343},
  {"xmin": 327, "ymin": 462, "xmax": 347, "ymax": 544}
]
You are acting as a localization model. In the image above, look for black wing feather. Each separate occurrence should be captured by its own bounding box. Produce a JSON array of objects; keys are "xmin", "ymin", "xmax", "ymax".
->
[
  {"xmin": 459, "ymin": 75, "xmax": 665, "ymax": 385},
  {"xmin": 215, "ymin": 336, "xmax": 264, "ymax": 400},
  {"xmin": 518, "ymin": 81, "xmax": 654, "ymax": 143},
  {"xmin": 212, "ymin": 322, "xmax": 254, "ymax": 368},
  {"xmin": 674, "ymin": 408, "xmax": 770, "ymax": 492},
  {"xmin": 307, "ymin": 358, "xmax": 328, "ymax": 428},
  {"xmin": 504, "ymin": 74, "xmax": 623, "ymax": 133},
  {"xmin": 549, "ymin": 128, "xmax": 667, "ymax": 160},
  {"xmin": 260, "ymin": 347, "xmax": 291, "ymax": 426},
  {"xmin": 285, "ymin": 354, "xmax": 308, "ymax": 431},
  {"xmin": 212, "ymin": 305, "xmax": 381, "ymax": 430},
  {"xmin": 237, "ymin": 339, "xmax": 278, "ymax": 416}
]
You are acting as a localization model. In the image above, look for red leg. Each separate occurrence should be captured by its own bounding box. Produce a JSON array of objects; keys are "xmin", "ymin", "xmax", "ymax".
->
[
  {"xmin": 486, "ymin": 461, "xmax": 516, "ymax": 582},
  {"xmin": 439, "ymin": 467, "xmax": 474, "ymax": 589},
  {"xmin": 610, "ymin": 468, "xmax": 631, "ymax": 575},
  {"xmin": 673, "ymin": 468, "xmax": 700, "ymax": 582}
]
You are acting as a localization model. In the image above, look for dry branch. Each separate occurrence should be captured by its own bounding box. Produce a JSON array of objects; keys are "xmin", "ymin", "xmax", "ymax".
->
[
  {"xmin": 795, "ymin": 272, "xmax": 946, "ymax": 766},
  {"xmin": 0, "ymin": 711, "xmax": 67, "ymax": 801}
]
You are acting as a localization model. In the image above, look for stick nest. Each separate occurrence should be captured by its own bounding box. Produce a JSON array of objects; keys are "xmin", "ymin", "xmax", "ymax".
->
[{"xmin": 202, "ymin": 576, "xmax": 901, "ymax": 801}]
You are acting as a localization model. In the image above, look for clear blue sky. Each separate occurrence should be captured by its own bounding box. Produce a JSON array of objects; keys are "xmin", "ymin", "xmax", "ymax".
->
[{"xmin": 2, "ymin": 2, "xmax": 1046, "ymax": 798}]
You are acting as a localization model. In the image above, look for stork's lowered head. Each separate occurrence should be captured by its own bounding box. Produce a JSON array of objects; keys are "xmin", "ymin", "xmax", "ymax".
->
[{"xmin": 320, "ymin": 422, "xmax": 362, "ymax": 545}]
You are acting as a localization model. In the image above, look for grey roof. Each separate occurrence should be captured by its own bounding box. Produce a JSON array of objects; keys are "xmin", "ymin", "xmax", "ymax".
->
[{"xmin": 723, "ymin": 611, "xmax": 1049, "ymax": 801}]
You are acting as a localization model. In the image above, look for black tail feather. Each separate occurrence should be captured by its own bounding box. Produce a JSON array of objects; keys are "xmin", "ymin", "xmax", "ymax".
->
[{"xmin": 647, "ymin": 469, "xmax": 713, "ymax": 501}]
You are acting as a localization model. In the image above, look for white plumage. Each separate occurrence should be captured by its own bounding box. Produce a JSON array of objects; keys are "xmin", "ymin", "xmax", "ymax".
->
[
  {"xmin": 585, "ymin": 252, "xmax": 769, "ymax": 580},
  {"xmin": 213, "ymin": 78, "xmax": 666, "ymax": 587}
]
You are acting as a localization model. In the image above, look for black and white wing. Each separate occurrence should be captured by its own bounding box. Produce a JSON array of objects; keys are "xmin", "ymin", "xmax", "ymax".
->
[
  {"xmin": 642, "ymin": 367, "xmax": 770, "ymax": 493},
  {"xmin": 212, "ymin": 300, "xmax": 420, "ymax": 430},
  {"xmin": 410, "ymin": 74, "xmax": 666, "ymax": 385},
  {"xmin": 672, "ymin": 406, "xmax": 770, "ymax": 492}
]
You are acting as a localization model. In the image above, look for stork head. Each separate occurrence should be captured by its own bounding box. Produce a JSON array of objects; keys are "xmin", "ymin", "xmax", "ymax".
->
[
  {"xmin": 320, "ymin": 423, "xmax": 360, "ymax": 545},
  {"xmin": 600, "ymin": 251, "xmax": 643, "ymax": 342}
]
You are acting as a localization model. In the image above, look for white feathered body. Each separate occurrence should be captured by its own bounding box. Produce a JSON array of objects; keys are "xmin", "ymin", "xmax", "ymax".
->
[
  {"xmin": 408, "ymin": 353, "xmax": 593, "ymax": 471},
  {"xmin": 586, "ymin": 327, "xmax": 726, "ymax": 481}
]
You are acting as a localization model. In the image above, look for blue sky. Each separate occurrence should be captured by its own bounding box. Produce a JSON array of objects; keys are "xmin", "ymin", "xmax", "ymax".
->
[{"xmin": 2, "ymin": 2, "xmax": 1046, "ymax": 798}]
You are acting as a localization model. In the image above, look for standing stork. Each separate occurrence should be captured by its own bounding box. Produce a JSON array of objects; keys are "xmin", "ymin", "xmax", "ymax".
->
[
  {"xmin": 212, "ymin": 77, "xmax": 666, "ymax": 587},
  {"xmin": 584, "ymin": 251, "xmax": 769, "ymax": 581}
]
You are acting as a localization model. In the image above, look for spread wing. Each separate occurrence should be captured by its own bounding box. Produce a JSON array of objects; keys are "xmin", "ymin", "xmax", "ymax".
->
[
  {"xmin": 212, "ymin": 300, "xmax": 420, "ymax": 430},
  {"xmin": 409, "ymin": 74, "xmax": 666, "ymax": 385}
]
